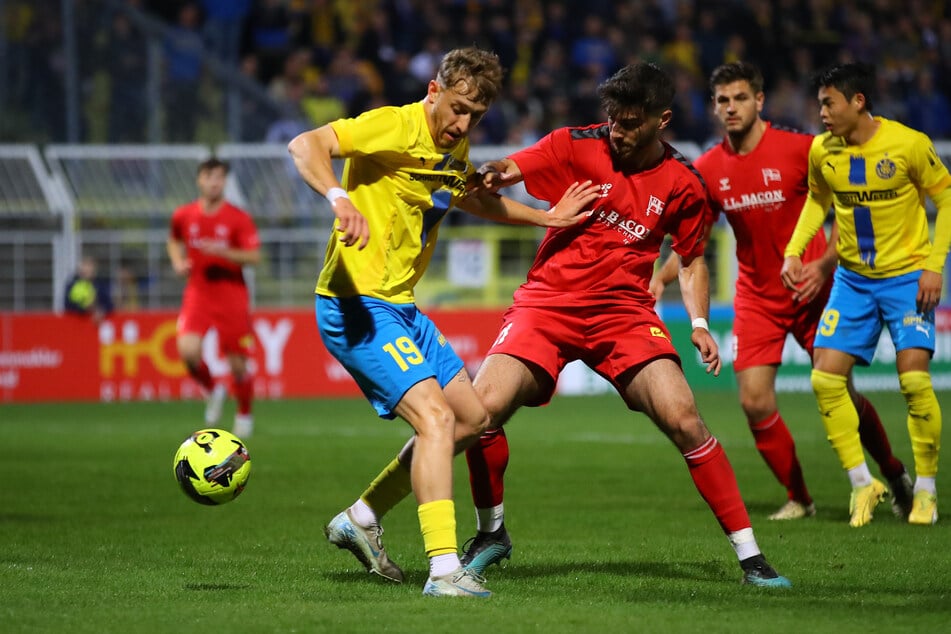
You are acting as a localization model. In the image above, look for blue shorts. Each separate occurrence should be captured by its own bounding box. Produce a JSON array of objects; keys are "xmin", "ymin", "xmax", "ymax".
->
[
  {"xmin": 815, "ymin": 268, "xmax": 935, "ymax": 366},
  {"xmin": 316, "ymin": 295, "xmax": 464, "ymax": 418}
]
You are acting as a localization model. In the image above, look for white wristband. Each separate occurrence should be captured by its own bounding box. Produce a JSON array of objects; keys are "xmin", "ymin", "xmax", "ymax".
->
[
  {"xmin": 691, "ymin": 317, "xmax": 709, "ymax": 331},
  {"xmin": 326, "ymin": 187, "xmax": 349, "ymax": 206}
]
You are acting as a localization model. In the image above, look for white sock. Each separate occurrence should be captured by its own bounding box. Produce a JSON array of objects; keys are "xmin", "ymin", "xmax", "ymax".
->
[
  {"xmin": 475, "ymin": 504, "xmax": 504, "ymax": 533},
  {"xmin": 430, "ymin": 553, "xmax": 461, "ymax": 578},
  {"xmin": 728, "ymin": 527, "xmax": 760, "ymax": 561},
  {"xmin": 847, "ymin": 463, "xmax": 873, "ymax": 488},
  {"xmin": 915, "ymin": 476, "xmax": 937, "ymax": 495},
  {"xmin": 348, "ymin": 498, "xmax": 377, "ymax": 528}
]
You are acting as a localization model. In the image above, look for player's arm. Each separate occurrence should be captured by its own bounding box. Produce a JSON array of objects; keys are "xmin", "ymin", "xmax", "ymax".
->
[
  {"xmin": 677, "ymin": 252, "xmax": 721, "ymax": 377},
  {"xmin": 920, "ymin": 185, "xmax": 951, "ymax": 311},
  {"xmin": 794, "ymin": 220, "xmax": 839, "ymax": 303},
  {"xmin": 458, "ymin": 180, "xmax": 599, "ymax": 227},
  {"xmin": 287, "ymin": 125, "xmax": 369, "ymax": 249},
  {"xmin": 199, "ymin": 243, "xmax": 262, "ymax": 267},
  {"xmin": 166, "ymin": 236, "xmax": 190, "ymax": 277},
  {"xmin": 649, "ymin": 249, "xmax": 680, "ymax": 301},
  {"xmin": 782, "ymin": 191, "xmax": 831, "ymax": 291}
]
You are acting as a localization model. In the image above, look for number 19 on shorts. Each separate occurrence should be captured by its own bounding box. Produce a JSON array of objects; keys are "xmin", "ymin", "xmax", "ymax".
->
[
  {"xmin": 382, "ymin": 337, "xmax": 424, "ymax": 371},
  {"xmin": 819, "ymin": 308, "xmax": 840, "ymax": 336}
]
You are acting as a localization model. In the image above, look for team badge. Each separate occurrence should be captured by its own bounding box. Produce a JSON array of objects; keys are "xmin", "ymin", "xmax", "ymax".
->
[
  {"xmin": 645, "ymin": 195, "xmax": 665, "ymax": 216},
  {"xmin": 762, "ymin": 168, "xmax": 781, "ymax": 185},
  {"xmin": 876, "ymin": 157, "xmax": 897, "ymax": 179},
  {"xmin": 719, "ymin": 177, "xmax": 731, "ymax": 191}
]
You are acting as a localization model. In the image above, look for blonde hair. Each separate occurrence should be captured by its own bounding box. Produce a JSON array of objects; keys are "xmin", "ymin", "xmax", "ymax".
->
[{"xmin": 436, "ymin": 47, "xmax": 504, "ymax": 105}]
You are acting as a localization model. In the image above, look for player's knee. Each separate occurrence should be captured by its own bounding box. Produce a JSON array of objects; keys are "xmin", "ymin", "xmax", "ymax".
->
[
  {"xmin": 739, "ymin": 392, "xmax": 773, "ymax": 423},
  {"xmin": 474, "ymin": 384, "xmax": 510, "ymax": 429},
  {"xmin": 657, "ymin": 408, "xmax": 709, "ymax": 451},
  {"xmin": 898, "ymin": 371, "xmax": 934, "ymax": 414},
  {"xmin": 456, "ymin": 407, "xmax": 491, "ymax": 443},
  {"xmin": 811, "ymin": 369, "xmax": 848, "ymax": 406}
]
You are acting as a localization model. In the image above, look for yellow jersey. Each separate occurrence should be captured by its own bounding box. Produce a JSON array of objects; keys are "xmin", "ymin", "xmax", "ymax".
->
[
  {"xmin": 806, "ymin": 117, "xmax": 951, "ymax": 277},
  {"xmin": 316, "ymin": 101, "xmax": 474, "ymax": 302}
]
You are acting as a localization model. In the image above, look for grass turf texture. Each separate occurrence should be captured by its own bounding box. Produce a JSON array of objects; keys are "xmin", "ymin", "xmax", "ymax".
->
[{"xmin": 1, "ymin": 391, "xmax": 948, "ymax": 633}]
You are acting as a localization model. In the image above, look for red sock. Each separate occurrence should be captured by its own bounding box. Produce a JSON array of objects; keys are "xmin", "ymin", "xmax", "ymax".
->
[
  {"xmin": 465, "ymin": 427, "xmax": 509, "ymax": 508},
  {"xmin": 232, "ymin": 373, "xmax": 253, "ymax": 416},
  {"xmin": 683, "ymin": 436, "xmax": 751, "ymax": 534},
  {"xmin": 189, "ymin": 360, "xmax": 214, "ymax": 393},
  {"xmin": 750, "ymin": 412, "xmax": 811, "ymax": 505},
  {"xmin": 855, "ymin": 394, "xmax": 905, "ymax": 479}
]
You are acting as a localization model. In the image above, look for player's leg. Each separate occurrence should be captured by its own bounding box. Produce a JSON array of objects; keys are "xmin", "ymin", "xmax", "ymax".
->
[
  {"xmin": 348, "ymin": 371, "xmax": 491, "ymax": 538},
  {"xmin": 461, "ymin": 306, "xmax": 569, "ymax": 574},
  {"xmin": 226, "ymin": 353, "xmax": 253, "ymax": 437},
  {"xmin": 621, "ymin": 357, "xmax": 790, "ymax": 587},
  {"xmin": 879, "ymin": 271, "xmax": 941, "ymax": 525},
  {"xmin": 813, "ymin": 348, "xmax": 888, "ymax": 526},
  {"xmin": 732, "ymin": 299, "xmax": 813, "ymax": 518},
  {"xmin": 176, "ymin": 308, "xmax": 222, "ymax": 421},
  {"xmin": 810, "ymin": 269, "xmax": 888, "ymax": 527},
  {"xmin": 798, "ymin": 278, "xmax": 911, "ymax": 515},
  {"xmin": 389, "ymin": 378, "xmax": 486, "ymax": 596},
  {"xmin": 896, "ymin": 349, "xmax": 941, "ymax": 525},
  {"xmin": 318, "ymin": 297, "xmax": 489, "ymax": 595},
  {"xmin": 175, "ymin": 307, "xmax": 215, "ymax": 393},
  {"xmin": 736, "ymin": 364, "xmax": 814, "ymax": 519},
  {"xmin": 219, "ymin": 316, "xmax": 255, "ymax": 437},
  {"xmin": 461, "ymin": 353, "xmax": 550, "ymax": 574},
  {"xmin": 847, "ymin": 379, "xmax": 913, "ymax": 517}
]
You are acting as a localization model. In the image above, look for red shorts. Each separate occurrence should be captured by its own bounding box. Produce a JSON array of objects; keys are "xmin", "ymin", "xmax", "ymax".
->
[
  {"xmin": 732, "ymin": 286, "xmax": 828, "ymax": 372},
  {"xmin": 177, "ymin": 297, "xmax": 255, "ymax": 357},
  {"xmin": 487, "ymin": 303, "xmax": 680, "ymax": 405}
]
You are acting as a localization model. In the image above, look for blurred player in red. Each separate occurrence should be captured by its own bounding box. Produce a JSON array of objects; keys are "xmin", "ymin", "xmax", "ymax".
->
[
  {"xmin": 651, "ymin": 62, "xmax": 911, "ymax": 520},
  {"xmin": 344, "ymin": 63, "xmax": 792, "ymax": 588},
  {"xmin": 167, "ymin": 157, "xmax": 261, "ymax": 438}
]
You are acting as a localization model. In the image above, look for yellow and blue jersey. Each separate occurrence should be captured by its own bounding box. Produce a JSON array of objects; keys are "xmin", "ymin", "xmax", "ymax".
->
[
  {"xmin": 807, "ymin": 117, "xmax": 951, "ymax": 278},
  {"xmin": 316, "ymin": 101, "xmax": 474, "ymax": 303}
]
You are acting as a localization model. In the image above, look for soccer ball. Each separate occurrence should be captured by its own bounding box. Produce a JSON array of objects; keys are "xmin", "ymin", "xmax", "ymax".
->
[{"xmin": 173, "ymin": 428, "xmax": 251, "ymax": 505}]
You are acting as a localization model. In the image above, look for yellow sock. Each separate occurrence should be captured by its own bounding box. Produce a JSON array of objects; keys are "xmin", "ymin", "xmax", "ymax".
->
[
  {"xmin": 812, "ymin": 369, "xmax": 865, "ymax": 470},
  {"xmin": 360, "ymin": 457, "xmax": 412, "ymax": 518},
  {"xmin": 418, "ymin": 499, "xmax": 457, "ymax": 558},
  {"xmin": 900, "ymin": 371, "xmax": 942, "ymax": 478}
]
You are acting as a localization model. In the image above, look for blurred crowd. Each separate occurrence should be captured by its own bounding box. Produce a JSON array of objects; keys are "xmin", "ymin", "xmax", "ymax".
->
[{"xmin": 4, "ymin": 0, "xmax": 951, "ymax": 146}]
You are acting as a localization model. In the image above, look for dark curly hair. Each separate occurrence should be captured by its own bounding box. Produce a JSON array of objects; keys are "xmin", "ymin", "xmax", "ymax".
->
[{"xmin": 598, "ymin": 63, "xmax": 675, "ymax": 118}]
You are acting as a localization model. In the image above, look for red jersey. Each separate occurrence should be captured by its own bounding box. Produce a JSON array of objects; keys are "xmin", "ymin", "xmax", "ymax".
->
[
  {"xmin": 169, "ymin": 200, "xmax": 260, "ymax": 307},
  {"xmin": 693, "ymin": 123, "xmax": 826, "ymax": 304},
  {"xmin": 510, "ymin": 124, "xmax": 710, "ymax": 307}
]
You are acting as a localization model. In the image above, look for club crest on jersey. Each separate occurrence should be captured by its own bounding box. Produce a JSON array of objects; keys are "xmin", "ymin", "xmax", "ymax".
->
[
  {"xmin": 645, "ymin": 195, "xmax": 665, "ymax": 216},
  {"xmin": 719, "ymin": 177, "xmax": 731, "ymax": 191},
  {"xmin": 876, "ymin": 157, "xmax": 897, "ymax": 179},
  {"xmin": 762, "ymin": 168, "xmax": 781, "ymax": 185},
  {"xmin": 597, "ymin": 183, "xmax": 613, "ymax": 198}
]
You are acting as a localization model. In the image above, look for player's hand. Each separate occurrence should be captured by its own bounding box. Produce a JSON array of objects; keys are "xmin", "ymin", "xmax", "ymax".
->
[
  {"xmin": 780, "ymin": 256, "xmax": 803, "ymax": 293},
  {"xmin": 917, "ymin": 270, "xmax": 943, "ymax": 313},
  {"xmin": 199, "ymin": 243, "xmax": 230, "ymax": 259},
  {"xmin": 468, "ymin": 159, "xmax": 518, "ymax": 193},
  {"xmin": 332, "ymin": 198, "xmax": 370, "ymax": 249},
  {"xmin": 793, "ymin": 259, "xmax": 828, "ymax": 303},
  {"xmin": 172, "ymin": 258, "xmax": 192, "ymax": 277},
  {"xmin": 690, "ymin": 327, "xmax": 722, "ymax": 377},
  {"xmin": 546, "ymin": 180, "xmax": 600, "ymax": 227}
]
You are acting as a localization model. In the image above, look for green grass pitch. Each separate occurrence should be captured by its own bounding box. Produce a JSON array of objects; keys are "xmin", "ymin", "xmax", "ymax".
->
[{"xmin": 1, "ymin": 390, "xmax": 948, "ymax": 633}]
